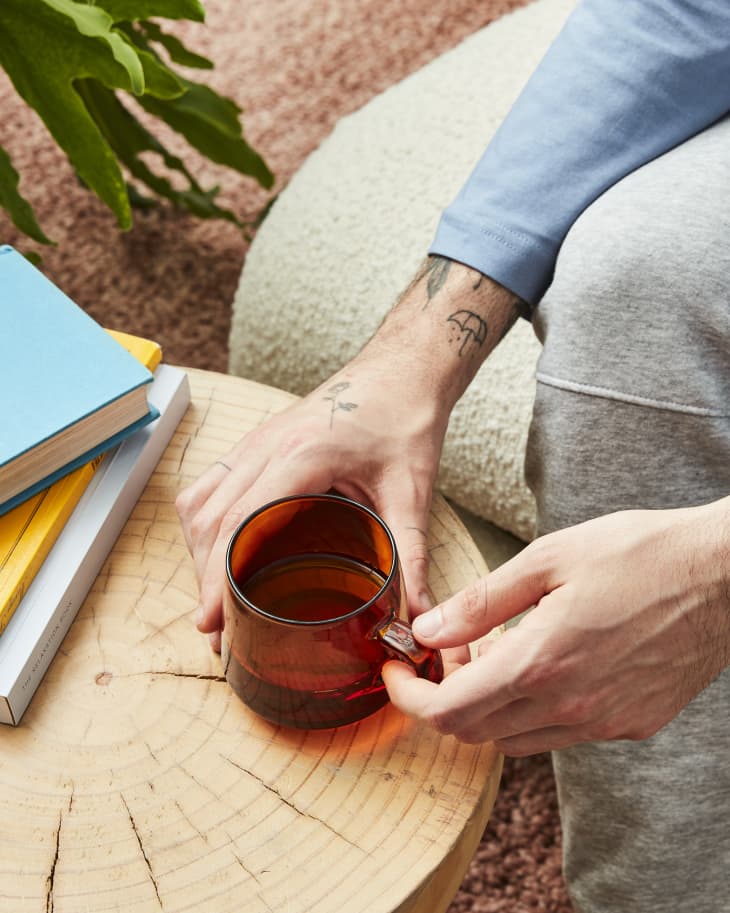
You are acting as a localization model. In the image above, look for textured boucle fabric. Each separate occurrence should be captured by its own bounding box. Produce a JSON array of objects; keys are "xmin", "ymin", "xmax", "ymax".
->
[{"xmin": 229, "ymin": 0, "xmax": 577, "ymax": 541}]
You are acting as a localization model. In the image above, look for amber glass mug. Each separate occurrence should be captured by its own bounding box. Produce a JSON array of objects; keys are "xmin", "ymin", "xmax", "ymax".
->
[{"xmin": 222, "ymin": 493, "xmax": 443, "ymax": 729}]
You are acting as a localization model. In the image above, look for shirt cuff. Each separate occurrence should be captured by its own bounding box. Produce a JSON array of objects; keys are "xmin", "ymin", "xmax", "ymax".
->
[{"xmin": 429, "ymin": 211, "xmax": 557, "ymax": 307}]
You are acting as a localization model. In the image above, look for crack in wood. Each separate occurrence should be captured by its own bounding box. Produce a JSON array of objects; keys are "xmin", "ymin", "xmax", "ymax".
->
[
  {"xmin": 193, "ymin": 398, "xmax": 213, "ymax": 441},
  {"xmin": 45, "ymin": 810, "xmax": 62, "ymax": 913},
  {"xmin": 221, "ymin": 756, "xmax": 365, "ymax": 855},
  {"xmin": 184, "ymin": 768, "xmax": 222, "ymax": 803},
  {"xmin": 176, "ymin": 436, "xmax": 191, "ymax": 473},
  {"xmin": 119, "ymin": 670, "xmax": 226, "ymax": 683},
  {"xmin": 144, "ymin": 740, "xmax": 159, "ymax": 763},
  {"xmin": 256, "ymin": 892, "xmax": 275, "ymax": 913},
  {"xmin": 146, "ymin": 670, "xmax": 227, "ymax": 682},
  {"xmin": 121, "ymin": 795, "xmax": 162, "ymax": 909},
  {"xmin": 234, "ymin": 854, "xmax": 261, "ymax": 885},
  {"xmin": 174, "ymin": 799, "xmax": 208, "ymax": 843}
]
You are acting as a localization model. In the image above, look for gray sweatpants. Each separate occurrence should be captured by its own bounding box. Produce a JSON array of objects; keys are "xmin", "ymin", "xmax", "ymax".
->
[{"xmin": 525, "ymin": 115, "xmax": 730, "ymax": 912}]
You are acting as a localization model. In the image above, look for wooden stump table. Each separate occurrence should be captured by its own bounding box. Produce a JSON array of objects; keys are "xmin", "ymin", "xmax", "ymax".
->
[{"xmin": 0, "ymin": 369, "xmax": 502, "ymax": 913}]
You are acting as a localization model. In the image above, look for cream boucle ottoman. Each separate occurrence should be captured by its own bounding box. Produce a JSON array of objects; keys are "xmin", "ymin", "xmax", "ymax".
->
[{"xmin": 229, "ymin": 0, "xmax": 576, "ymax": 543}]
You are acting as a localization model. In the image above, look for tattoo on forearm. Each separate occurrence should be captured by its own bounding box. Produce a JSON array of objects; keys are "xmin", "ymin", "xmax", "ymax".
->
[
  {"xmin": 446, "ymin": 309, "xmax": 488, "ymax": 357},
  {"xmin": 323, "ymin": 382, "xmax": 358, "ymax": 428},
  {"xmin": 414, "ymin": 256, "xmax": 452, "ymax": 308}
]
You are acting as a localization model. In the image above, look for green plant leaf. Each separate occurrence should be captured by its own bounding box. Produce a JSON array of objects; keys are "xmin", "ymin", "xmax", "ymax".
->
[
  {"xmin": 77, "ymin": 78, "xmax": 246, "ymax": 225},
  {"xmin": 0, "ymin": 0, "xmax": 148, "ymax": 228},
  {"xmin": 123, "ymin": 34, "xmax": 185, "ymax": 97},
  {"xmin": 139, "ymin": 77, "xmax": 275, "ymax": 189},
  {"xmin": 113, "ymin": 21, "xmax": 188, "ymax": 96},
  {"xmin": 89, "ymin": 0, "xmax": 205, "ymax": 23},
  {"xmin": 125, "ymin": 181, "xmax": 157, "ymax": 208},
  {"xmin": 46, "ymin": 0, "xmax": 145, "ymax": 93},
  {"xmin": 0, "ymin": 0, "xmax": 272, "ymax": 244},
  {"xmin": 138, "ymin": 19, "xmax": 213, "ymax": 69},
  {"xmin": 0, "ymin": 144, "xmax": 54, "ymax": 245}
]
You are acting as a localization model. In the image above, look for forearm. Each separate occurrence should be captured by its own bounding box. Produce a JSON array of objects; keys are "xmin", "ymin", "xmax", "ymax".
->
[
  {"xmin": 353, "ymin": 256, "xmax": 527, "ymax": 414},
  {"xmin": 686, "ymin": 495, "xmax": 730, "ymax": 673}
]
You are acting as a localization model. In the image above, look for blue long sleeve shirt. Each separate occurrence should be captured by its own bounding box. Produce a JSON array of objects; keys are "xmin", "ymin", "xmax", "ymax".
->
[{"xmin": 429, "ymin": 0, "xmax": 730, "ymax": 306}]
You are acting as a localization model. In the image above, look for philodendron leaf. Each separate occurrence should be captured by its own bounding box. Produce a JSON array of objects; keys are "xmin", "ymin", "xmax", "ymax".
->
[
  {"xmin": 77, "ymin": 78, "xmax": 245, "ymax": 225},
  {"xmin": 131, "ymin": 41, "xmax": 185, "ymax": 97},
  {"xmin": 0, "ymin": 144, "xmax": 54, "ymax": 244},
  {"xmin": 46, "ymin": 0, "xmax": 144, "ymax": 92},
  {"xmin": 114, "ymin": 21, "xmax": 187, "ymax": 95},
  {"xmin": 139, "ymin": 77, "xmax": 275, "ymax": 189},
  {"xmin": 138, "ymin": 19, "xmax": 213, "ymax": 69},
  {"xmin": 0, "ymin": 0, "xmax": 273, "ymax": 244},
  {"xmin": 0, "ymin": 0, "xmax": 149, "ymax": 229},
  {"xmin": 90, "ymin": 0, "xmax": 205, "ymax": 23}
]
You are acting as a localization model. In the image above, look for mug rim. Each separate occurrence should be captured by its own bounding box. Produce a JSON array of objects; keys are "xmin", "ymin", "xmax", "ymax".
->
[{"xmin": 225, "ymin": 492, "xmax": 399, "ymax": 627}]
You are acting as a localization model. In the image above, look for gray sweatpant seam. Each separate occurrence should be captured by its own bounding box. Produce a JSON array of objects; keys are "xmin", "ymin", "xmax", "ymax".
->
[{"xmin": 535, "ymin": 372, "xmax": 729, "ymax": 417}]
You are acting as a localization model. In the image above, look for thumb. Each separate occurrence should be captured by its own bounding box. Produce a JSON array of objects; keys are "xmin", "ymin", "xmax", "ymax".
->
[{"xmin": 411, "ymin": 540, "xmax": 552, "ymax": 647}]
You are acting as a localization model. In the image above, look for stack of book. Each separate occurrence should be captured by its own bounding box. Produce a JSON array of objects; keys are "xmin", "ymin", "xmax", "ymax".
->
[{"xmin": 0, "ymin": 245, "xmax": 191, "ymax": 725}]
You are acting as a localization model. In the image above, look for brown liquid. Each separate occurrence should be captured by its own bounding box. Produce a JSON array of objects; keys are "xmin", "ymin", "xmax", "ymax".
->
[
  {"xmin": 226, "ymin": 553, "xmax": 392, "ymax": 728},
  {"xmin": 224, "ymin": 655, "xmax": 391, "ymax": 729},
  {"xmin": 239, "ymin": 553, "xmax": 386, "ymax": 621}
]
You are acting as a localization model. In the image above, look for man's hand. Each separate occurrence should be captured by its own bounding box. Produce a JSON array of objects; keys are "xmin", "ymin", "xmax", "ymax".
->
[
  {"xmin": 176, "ymin": 363, "xmax": 446, "ymax": 651},
  {"xmin": 176, "ymin": 259, "xmax": 523, "ymax": 651},
  {"xmin": 384, "ymin": 498, "xmax": 730, "ymax": 755}
]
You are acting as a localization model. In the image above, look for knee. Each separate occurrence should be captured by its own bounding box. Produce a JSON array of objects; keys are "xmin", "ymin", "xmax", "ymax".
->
[
  {"xmin": 535, "ymin": 126, "xmax": 730, "ymax": 359},
  {"xmin": 532, "ymin": 172, "xmax": 729, "ymax": 414}
]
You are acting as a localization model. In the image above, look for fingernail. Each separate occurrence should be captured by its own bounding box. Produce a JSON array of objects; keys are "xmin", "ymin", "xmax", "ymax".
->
[
  {"xmin": 413, "ymin": 607, "xmax": 441, "ymax": 639},
  {"xmin": 195, "ymin": 605, "xmax": 204, "ymax": 627},
  {"xmin": 420, "ymin": 590, "xmax": 434, "ymax": 612}
]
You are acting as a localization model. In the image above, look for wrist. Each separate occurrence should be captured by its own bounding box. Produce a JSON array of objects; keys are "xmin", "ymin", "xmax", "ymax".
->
[
  {"xmin": 678, "ymin": 497, "xmax": 730, "ymax": 665},
  {"xmin": 358, "ymin": 256, "xmax": 525, "ymax": 411}
]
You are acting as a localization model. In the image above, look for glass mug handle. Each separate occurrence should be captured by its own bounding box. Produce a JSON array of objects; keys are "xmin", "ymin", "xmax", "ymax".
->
[{"xmin": 376, "ymin": 618, "xmax": 444, "ymax": 683}]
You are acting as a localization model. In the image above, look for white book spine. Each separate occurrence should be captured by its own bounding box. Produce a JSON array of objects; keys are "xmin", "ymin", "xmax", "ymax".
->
[{"xmin": 0, "ymin": 365, "xmax": 190, "ymax": 725}]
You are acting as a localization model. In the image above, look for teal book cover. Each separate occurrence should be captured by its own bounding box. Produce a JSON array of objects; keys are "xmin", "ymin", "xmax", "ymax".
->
[{"xmin": 0, "ymin": 245, "xmax": 158, "ymax": 514}]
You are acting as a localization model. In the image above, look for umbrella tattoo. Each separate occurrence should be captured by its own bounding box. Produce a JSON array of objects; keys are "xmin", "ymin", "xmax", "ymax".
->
[
  {"xmin": 323, "ymin": 381, "xmax": 358, "ymax": 428},
  {"xmin": 446, "ymin": 310, "xmax": 488, "ymax": 356}
]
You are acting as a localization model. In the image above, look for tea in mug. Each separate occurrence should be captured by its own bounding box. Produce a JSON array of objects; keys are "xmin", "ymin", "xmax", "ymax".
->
[
  {"xmin": 223, "ymin": 493, "xmax": 442, "ymax": 729},
  {"xmin": 240, "ymin": 552, "xmax": 386, "ymax": 622},
  {"xmin": 224, "ymin": 552, "xmax": 392, "ymax": 727}
]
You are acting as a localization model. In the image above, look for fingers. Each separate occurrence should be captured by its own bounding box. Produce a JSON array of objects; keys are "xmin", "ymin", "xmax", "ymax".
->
[
  {"xmin": 384, "ymin": 609, "xmax": 608, "ymax": 754},
  {"xmin": 385, "ymin": 656, "xmax": 590, "ymax": 755},
  {"xmin": 177, "ymin": 439, "xmax": 271, "ymax": 581},
  {"xmin": 411, "ymin": 538, "xmax": 554, "ymax": 648},
  {"xmin": 177, "ymin": 448, "xmax": 268, "ymax": 642},
  {"xmin": 194, "ymin": 456, "xmax": 335, "ymax": 639},
  {"xmin": 381, "ymin": 660, "xmax": 438, "ymax": 718},
  {"xmin": 176, "ymin": 459, "xmax": 235, "ymax": 557},
  {"xmin": 384, "ymin": 615, "xmax": 546, "ymax": 726},
  {"xmin": 377, "ymin": 477, "xmax": 434, "ymax": 619},
  {"xmin": 383, "ymin": 648, "xmax": 583, "ymax": 754},
  {"xmin": 384, "ymin": 645, "xmax": 512, "ymax": 732}
]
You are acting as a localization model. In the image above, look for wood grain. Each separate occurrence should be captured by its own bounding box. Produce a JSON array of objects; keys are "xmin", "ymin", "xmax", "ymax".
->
[{"xmin": 0, "ymin": 368, "xmax": 502, "ymax": 913}]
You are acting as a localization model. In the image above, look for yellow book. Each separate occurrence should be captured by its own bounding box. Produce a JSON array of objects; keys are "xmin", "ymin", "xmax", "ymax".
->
[{"xmin": 0, "ymin": 330, "xmax": 162, "ymax": 635}]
